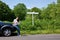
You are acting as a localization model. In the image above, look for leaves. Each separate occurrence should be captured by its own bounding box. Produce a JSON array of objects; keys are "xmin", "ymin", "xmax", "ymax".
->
[
  {"xmin": 14, "ymin": 3, "xmax": 27, "ymax": 20},
  {"xmin": 0, "ymin": 1, "xmax": 15, "ymax": 21}
]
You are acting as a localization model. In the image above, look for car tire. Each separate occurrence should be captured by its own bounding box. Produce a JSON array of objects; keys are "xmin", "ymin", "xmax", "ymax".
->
[{"xmin": 3, "ymin": 29, "xmax": 11, "ymax": 37}]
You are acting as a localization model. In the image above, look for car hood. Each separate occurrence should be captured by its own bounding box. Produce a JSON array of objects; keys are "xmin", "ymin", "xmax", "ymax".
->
[
  {"xmin": 0, "ymin": 21, "xmax": 12, "ymax": 26},
  {"xmin": 4, "ymin": 23, "xmax": 12, "ymax": 26}
]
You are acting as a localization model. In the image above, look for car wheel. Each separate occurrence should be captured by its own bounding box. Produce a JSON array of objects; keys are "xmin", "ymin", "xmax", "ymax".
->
[{"xmin": 3, "ymin": 29, "xmax": 11, "ymax": 36}]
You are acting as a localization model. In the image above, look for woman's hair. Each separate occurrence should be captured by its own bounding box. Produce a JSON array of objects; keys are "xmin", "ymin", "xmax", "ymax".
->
[{"xmin": 17, "ymin": 18, "xmax": 19, "ymax": 22}]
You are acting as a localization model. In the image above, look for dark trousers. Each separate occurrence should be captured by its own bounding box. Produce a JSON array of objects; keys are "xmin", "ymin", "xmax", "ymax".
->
[{"xmin": 14, "ymin": 25, "xmax": 20, "ymax": 35}]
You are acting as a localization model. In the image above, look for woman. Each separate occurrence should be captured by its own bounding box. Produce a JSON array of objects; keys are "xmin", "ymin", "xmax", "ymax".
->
[{"xmin": 13, "ymin": 17, "xmax": 20, "ymax": 36}]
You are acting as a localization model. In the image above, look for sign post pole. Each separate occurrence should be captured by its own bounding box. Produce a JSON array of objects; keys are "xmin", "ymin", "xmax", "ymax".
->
[
  {"xmin": 32, "ymin": 14, "xmax": 34, "ymax": 26},
  {"xmin": 27, "ymin": 12, "xmax": 39, "ymax": 26}
]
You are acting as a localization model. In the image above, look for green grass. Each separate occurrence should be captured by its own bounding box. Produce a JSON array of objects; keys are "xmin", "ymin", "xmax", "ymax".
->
[{"xmin": 21, "ymin": 29, "xmax": 60, "ymax": 35}]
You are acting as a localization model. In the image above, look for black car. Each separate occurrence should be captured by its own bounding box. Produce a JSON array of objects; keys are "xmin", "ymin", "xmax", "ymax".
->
[{"xmin": 0, "ymin": 21, "xmax": 17, "ymax": 36}]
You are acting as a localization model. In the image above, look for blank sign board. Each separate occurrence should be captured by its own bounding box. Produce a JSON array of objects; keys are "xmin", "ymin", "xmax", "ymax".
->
[{"xmin": 27, "ymin": 12, "xmax": 39, "ymax": 14}]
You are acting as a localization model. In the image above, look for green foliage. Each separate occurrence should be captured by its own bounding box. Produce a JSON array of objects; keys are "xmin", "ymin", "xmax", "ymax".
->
[
  {"xmin": 20, "ymin": 1, "xmax": 60, "ymax": 34},
  {"xmin": 14, "ymin": 3, "xmax": 27, "ymax": 20},
  {"xmin": 57, "ymin": 0, "xmax": 60, "ymax": 4},
  {"xmin": 0, "ymin": 1, "xmax": 15, "ymax": 21},
  {"xmin": 31, "ymin": 7, "xmax": 42, "ymax": 19},
  {"xmin": 41, "ymin": 2, "xmax": 56, "ymax": 20}
]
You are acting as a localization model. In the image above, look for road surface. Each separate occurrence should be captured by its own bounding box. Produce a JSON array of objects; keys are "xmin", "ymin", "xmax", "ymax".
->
[{"xmin": 0, "ymin": 34, "xmax": 60, "ymax": 40}]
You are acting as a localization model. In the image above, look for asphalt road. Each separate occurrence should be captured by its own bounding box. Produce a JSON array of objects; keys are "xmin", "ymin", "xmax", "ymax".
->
[{"xmin": 0, "ymin": 34, "xmax": 60, "ymax": 40}]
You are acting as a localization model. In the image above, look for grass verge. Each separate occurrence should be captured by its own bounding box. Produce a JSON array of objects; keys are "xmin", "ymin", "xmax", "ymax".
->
[{"xmin": 21, "ymin": 29, "xmax": 60, "ymax": 35}]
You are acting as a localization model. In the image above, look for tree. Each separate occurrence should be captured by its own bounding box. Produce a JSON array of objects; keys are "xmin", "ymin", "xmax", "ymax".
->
[
  {"xmin": 56, "ymin": 1, "xmax": 60, "ymax": 20},
  {"xmin": 31, "ymin": 7, "xmax": 42, "ymax": 19},
  {"xmin": 0, "ymin": 1, "xmax": 15, "ymax": 21},
  {"xmin": 41, "ymin": 2, "xmax": 57, "ymax": 20},
  {"xmin": 14, "ymin": 3, "xmax": 27, "ymax": 20},
  {"xmin": 27, "ymin": 9, "xmax": 31, "ymax": 12},
  {"xmin": 57, "ymin": 0, "xmax": 60, "ymax": 4}
]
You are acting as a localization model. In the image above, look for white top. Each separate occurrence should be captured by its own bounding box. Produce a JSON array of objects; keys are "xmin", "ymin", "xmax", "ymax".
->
[{"xmin": 13, "ymin": 19, "xmax": 19, "ymax": 26}]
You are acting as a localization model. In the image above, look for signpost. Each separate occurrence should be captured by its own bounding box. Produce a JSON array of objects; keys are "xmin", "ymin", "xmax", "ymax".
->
[{"xmin": 27, "ymin": 12, "xmax": 39, "ymax": 26}]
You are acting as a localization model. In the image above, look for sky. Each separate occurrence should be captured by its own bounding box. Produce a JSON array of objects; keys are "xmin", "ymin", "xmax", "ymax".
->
[{"xmin": 1, "ymin": 0, "xmax": 57, "ymax": 9}]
